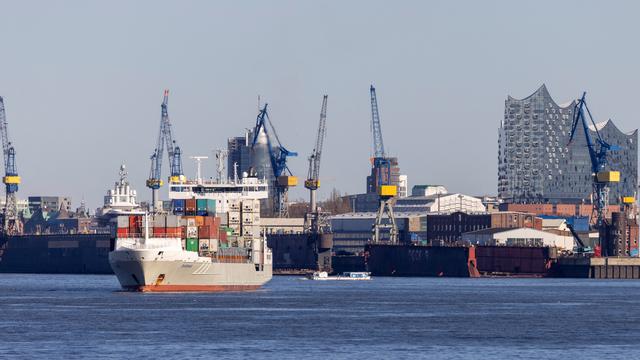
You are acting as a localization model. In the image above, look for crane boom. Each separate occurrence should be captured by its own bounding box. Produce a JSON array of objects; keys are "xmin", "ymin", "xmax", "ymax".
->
[
  {"xmin": 251, "ymin": 103, "xmax": 298, "ymax": 217},
  {"xmin": 568, "ymin": 92, "xmax": 621, "ymax": 255},
  {"xmin": 370, "ymin": 85, "xmax": 385, "ymax": 158},
  {"xmin": 146, "ymin": 90, "xmax": 184, "ymax": 212},
  {"xmin": 0, "ymin": 96, "xmax": 21, "ymax": 234}
]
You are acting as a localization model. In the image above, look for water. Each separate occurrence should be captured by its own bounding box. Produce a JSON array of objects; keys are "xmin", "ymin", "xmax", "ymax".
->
[{"xmin": 0, "ymin": 275, "xmax": 639, "ymax": 359}]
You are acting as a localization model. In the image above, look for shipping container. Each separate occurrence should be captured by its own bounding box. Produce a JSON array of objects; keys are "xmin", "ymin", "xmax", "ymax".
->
[
  {"xmin": 206, "ymin": 199, "xmax": 216, "ymax": 214},
  {"xmin": 116, "ymin": 228, "xmax": 129, "ymax": 238},
  {"xmin": 186, "ymin": 239, "xmax": 198, "ymax": 252},
  {"xmin": 117, "ymin": 216, "xmax": 129, "ymax": 228},
  {"xmin": 198, "ymin": 225, "xmax": 211, "ymax": 239},
  {"xmin": 166, "ymin": 214, "xmax": 180, "ymax": 227},
  {"xmin": 198, "ymin": 239, "xmax": 211, "ymax": 252},
  {"xmin": 186, "ymin": 226, "xmax": 198, "ymax": 239},
  {"xmin": 186, "ymin": 198, "xmax": 197, "ymax": 212},
  {"xmin": 172, "ymin": 199, "xmax": 185, "ymax": 212}
]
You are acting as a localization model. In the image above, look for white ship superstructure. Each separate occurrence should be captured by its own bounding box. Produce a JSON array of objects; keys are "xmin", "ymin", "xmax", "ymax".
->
[{"xmin": 97, "ymin": 164, "xmax": 144, "ymax": 217}]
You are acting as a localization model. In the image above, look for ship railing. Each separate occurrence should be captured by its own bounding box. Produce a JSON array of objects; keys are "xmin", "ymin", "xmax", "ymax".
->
[{"xmin": 114, "ymin": 237, "xmax": 182, "ymax": 250}]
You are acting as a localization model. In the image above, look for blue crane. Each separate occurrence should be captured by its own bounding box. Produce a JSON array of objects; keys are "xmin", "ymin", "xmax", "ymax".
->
[
  {"xmin": 251, "ymin": 104, "xmax": 297, "ymax": 216},
  {"xmin": 146, "ymin": 90, "xmax": 184, "ymax": 212},
  {"xmin": 568, "ymin": 92, "xmax": 620, "ymax": 254},
  {"xmin": 0, "ymin": 96, "xmax": 21, "ymax": 234}
]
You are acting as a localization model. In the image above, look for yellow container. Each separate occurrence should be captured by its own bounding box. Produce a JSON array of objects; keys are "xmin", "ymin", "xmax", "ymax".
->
[
  {"xmin": 169, "ymin": 175, "xmax": 186, "ymax": 184},
  {"xmin": 3, "ymin": 175, "xmax": 20, "ymax": 184},
  {"xmin": 378, "ymin": 185, "xmax": 397, "ymax": 197},
  {"xmin": 146, "ymin": 178, "xmax": 163, "ymax": 187},
  {"xmin": 304, "ymin": 179, "xmax": 320, "ymax": 189},
  {"xmin": 596, "ymin": 171, "xmax": 620, "ymax": 183},
  {"xmin": 622, "ymin": 196, "xmax": 636, "ymax": 204},
  {"xmin": 277, "ymin": 176, "xmax": 298, "ymax": 187}
]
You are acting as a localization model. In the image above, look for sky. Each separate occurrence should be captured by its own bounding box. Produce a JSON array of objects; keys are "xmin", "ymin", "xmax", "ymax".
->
[{"xmin": 0, "ymin": 0, "xmax": 638, "ymax": 210}]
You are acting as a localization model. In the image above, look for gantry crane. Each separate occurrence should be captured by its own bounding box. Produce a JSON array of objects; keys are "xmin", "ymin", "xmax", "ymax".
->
[
  {"xmin": 304, "ymin": 95, "xmax": 328, "ymax": 233},
  {"xmin": 0, "ymin": 97, "xmax": 22, "ymax": 235},
  {"xmin": 146, "ymin": 90, "xmax": 185, "ymax": 212},
  {"xmin": 369, "ymin": 85, "xmax": 397, "ymax": 244},
  {"xmin": 251, "ymin": 104, "xmax": 298, "ymax": 217},
  {"xmin": 568, "ymin": 92, "xmax": 621, "ymax": 255}
]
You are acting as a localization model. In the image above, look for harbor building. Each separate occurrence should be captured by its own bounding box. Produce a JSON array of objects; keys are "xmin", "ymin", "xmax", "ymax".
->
[
  {"xmin": 498, "ymin": 84, "xmax": 638, "ymax": 204},
  {"xmin": 227, "ymin": 131, "xmax": 254, "ymax": 180}
]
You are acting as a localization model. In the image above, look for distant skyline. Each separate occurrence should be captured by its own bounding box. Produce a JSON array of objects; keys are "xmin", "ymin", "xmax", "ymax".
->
[{"xmin": 0, "ymin": 1, "xmax": 638, "ymax": 210}]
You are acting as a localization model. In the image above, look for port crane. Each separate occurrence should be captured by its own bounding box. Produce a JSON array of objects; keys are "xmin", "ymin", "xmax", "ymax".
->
[
  {"xmin": 369, "ymin": 85, "xmax": 398, "ymax": 244},
  {"xmin": 251, "ymin": 104, "xmax": 298, "ymax": 217},
  {"xmin": 568, "ymin": 92, "xmax": 620, "ymax": 255},
  {"xmin": 146, "ymin": 90, "xmax": 185, "ymax": 213},
  {"xmin": 0, "ymin": 97, "xmax": 22, "ymax": 235},
  {"xmin": 304, "ymin": 95, "xmax": 329, "ymax": 233}
]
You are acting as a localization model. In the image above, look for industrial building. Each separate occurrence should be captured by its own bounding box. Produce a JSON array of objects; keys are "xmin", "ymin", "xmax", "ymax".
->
[
  {"xmin": 331, "ymin": 212, "xmax": 425, "ymax": 255},
  {"xmin": 498, "ymin": 84, "xmax": 638, "ymax": 204},
  {"xmin": 227, "ymin": 131, "xmax": 254, "ymax": 180},
  {"xmin": 28, "ymin": 196, "xmax": 72, "ymax": 213},
  {"xmin": 345, "ymin": 185, "xmax": 486, "ymax": 214}
]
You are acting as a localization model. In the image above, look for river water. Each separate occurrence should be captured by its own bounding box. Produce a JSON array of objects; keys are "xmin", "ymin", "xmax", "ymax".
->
[{"xmin": 0, "ymin": 274, "xmax": 638, "ymax": 359}]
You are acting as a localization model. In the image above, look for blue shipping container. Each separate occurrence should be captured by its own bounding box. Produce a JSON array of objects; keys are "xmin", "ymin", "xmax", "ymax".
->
[{"xmin": 172, "ymin": 199, "xmax": 185, "ymax": 213}]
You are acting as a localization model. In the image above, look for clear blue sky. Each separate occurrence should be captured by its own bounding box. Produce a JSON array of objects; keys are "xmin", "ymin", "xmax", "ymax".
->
[{"xmin": 0, "ymin": 0, "xmax": 638, "ymax": 210}]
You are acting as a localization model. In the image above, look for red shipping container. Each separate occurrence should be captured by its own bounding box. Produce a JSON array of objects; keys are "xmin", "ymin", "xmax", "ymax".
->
[
  {"xmin": 166, "ymin": 227, "xmax": 182, "ymax": 238},
  {"xmin": 117, "ymin": 228, "xmax": 129, "ymax": 238},
  {"xmin": 198, "ymin": 225, "xmax": 211, "ymax": 239},
  {"xmin": 186, "ymin": 199, "xmax": 197, "ymax": 212},
  {"xmin": 152, "ymin": 227, "xmax": 166, "ymax": 237},
  {"xmin": 219, "ymin": 229, "xmax": 228, "ymax": 242}
]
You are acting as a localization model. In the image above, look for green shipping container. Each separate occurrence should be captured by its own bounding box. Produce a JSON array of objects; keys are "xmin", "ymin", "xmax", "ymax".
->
[
  {"xmin": 206, "ymin": 199, "xmax": 216, "ymax": 214},
  {"xmin": 186, "ymin": 238, "xmax": 199, "ymax": 252},
  {"xmin": 196, "ymin": 199, "xmax": 207, "ymax": 212}
]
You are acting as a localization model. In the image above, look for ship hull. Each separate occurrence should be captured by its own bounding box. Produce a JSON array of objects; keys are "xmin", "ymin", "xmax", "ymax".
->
[{"xmin": 109, "ymin": 247, "xmax": 272, "ymax": 292}]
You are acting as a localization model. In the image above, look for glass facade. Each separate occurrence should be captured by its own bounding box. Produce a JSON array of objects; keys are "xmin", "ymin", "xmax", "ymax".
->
[{"xmin": 498, "ymin": 85, "xmax": 637, "ymax": 204}]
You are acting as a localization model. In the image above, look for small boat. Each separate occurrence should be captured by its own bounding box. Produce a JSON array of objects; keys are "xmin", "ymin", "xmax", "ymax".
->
[{"xmin": 305, "ymin": 271, "xmax": 371, "ymax": 281}]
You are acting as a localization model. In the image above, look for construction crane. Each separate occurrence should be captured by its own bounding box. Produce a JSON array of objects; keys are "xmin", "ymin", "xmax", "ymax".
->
[
  {"xmin": 369, "ymin": 85, "xmax": 398, "ymax": 244},
  {"xmin": 370, "ymin": 85, "xmax": 386, "ymax": 158},
  {"xmin": 0, "ymin": 97, "xmax": 22, "ymax": 235},
  {"xmin": 251, "ymin": 104, "xmax": 298, "ymax": 217},
  {"xmin": 304, "ymin": 95, "xmax": 328, "ymax": 233},
  {"xmin": 568, "ymin": 92, "xmax": 621, "ymax": 255},
  {"xmin": 146, "ymin": 90, "xmax": 185, "ymax": 212}
]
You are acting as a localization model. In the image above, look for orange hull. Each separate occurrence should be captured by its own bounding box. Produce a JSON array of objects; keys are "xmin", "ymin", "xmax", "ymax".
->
[{"xmin": 123, "ymin": 284, "xmax": 262, "ymax": 292}]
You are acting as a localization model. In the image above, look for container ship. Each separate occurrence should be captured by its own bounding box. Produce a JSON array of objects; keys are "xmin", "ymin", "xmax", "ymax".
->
[
  {"xmin": 0, "ymin": 166, "xmax": 271, "ymax": 275},
  {"xmin": 109, "ymin": 199, "xmax": 272, "ymax": 292}
]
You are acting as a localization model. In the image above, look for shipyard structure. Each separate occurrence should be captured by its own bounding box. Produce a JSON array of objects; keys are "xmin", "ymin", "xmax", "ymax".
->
[{"xmin": 498, "ymin": 84, "xmax": 638, "ymax": 204}]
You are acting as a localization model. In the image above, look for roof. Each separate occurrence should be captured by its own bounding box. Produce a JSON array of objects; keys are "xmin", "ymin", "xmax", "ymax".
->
[
  {"xmin": 507, "ymin": 84, "xmax": 575, "ymax": 109},
  {"xmin": 462, "ymin": 227, "xmax": 551, "ymax": 236}
]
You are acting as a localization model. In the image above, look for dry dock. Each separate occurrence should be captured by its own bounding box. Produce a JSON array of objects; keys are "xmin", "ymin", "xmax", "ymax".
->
[{"xmin": 553, "ymin": 257, "xmax": 640, "ymax": 279}]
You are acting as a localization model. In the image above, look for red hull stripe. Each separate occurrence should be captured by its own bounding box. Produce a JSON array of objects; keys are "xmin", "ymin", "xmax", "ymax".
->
[{"xmin": 123, "ymin": 284, "xmax": 262, "ymax": 292}]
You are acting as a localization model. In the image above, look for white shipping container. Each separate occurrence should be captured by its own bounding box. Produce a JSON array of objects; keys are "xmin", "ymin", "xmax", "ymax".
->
[
  {"xmin": 117, "ymin": 216, "xmax": 129, "ymax": 228},
  {"xmin": 199, "ymin": 239, "xmax": 210, "ymax": 251},
  {"xmin": 186, "ymin": 226, "xmax": 198, "ymax": 239},
  {"xmin": 209, "ymin": 239, "xmax": 219, "ymax": 252}
]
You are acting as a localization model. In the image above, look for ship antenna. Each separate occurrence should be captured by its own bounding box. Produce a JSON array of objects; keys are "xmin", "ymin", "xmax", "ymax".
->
[{"xmin": 233, "ymin": 162, "xmax": 239, "ymax": 184}]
